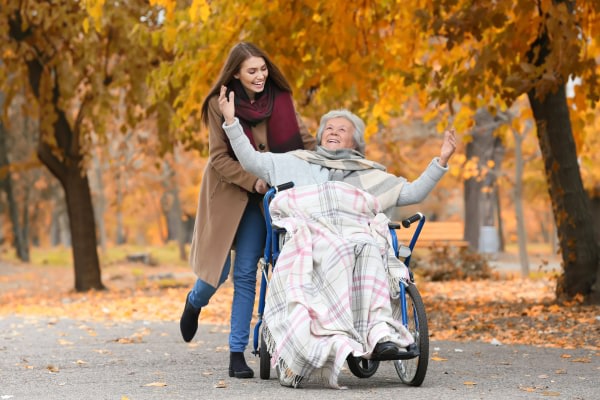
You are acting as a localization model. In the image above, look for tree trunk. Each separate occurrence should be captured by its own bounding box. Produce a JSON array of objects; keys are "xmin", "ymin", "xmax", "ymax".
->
[
  {"xmin": 161, "ymin": 159, "xmax": 187, "ymax": 261},
  {"xmin": 91, "ymin": 149, "xmax": 107, "ymax": 253},
  {"xmin": 494, "ymin": 187, "xmax": 505, "ymax": 251},
  {"xmin": 464, "ymin": 145, "xmax": 481, "ymax": 251},
  {"xmin": 527, "ymin": 86, "xmax": 599, "ymax": 302},
  {"xmin": 512, "ymin": 127, "xmax": 530, "ymax": 276},
  {"xmin": 463, "ymin": 108, "xmax": 504, "ymax": 253},
  {"xmin": 50, "ymin": 195, "xmax": 71, "ymax": 247},
  {"xmin": 0, "ymin": 110, "xmax": 29, "ymax": 261},
  {"xmin": 115, "ymin": 170, "xmax": 127, "ymax": 245},
  {"xmin": 590, "ymin": 190, "xmax": 600, "ymax": 248},
  {"xmin": 29, "ymin": 68, "xmax": 104, "ymax": 291},
  {"xmin": 526, "ymin": 0, "xmax": 599, "ymax": 303},
  {"xmin": 589, "ymin": 189, "xmax": 600, "ymax": 302},
  {"xmin": 8, "ymin": 8, "xmax": 104, "ymax": 291},
  {"xmin": 39, "ymin": 137, "xmax": 104, "ymax": 291}
]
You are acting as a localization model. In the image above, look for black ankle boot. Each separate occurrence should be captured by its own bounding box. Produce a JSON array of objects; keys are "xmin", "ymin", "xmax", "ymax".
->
[
  {"xmin": 179, "ymin": 292, "xmax": 201, "ymax": 342},
  {"xmin": 229, "ymin": 352, "xmax": 254, "ymax": 378}
]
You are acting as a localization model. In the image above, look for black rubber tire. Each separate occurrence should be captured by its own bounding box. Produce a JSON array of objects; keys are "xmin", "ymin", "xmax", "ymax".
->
[
  {"xmin": 394, "ymin": 283, "xmax": 429, "ymax": 386},
  {"xmin": 259, "ymin": 327, "xmax": 271, "ymax": 380},
  {"xmin": 346, "ymin": 356, "xmax": 380, "ymax": 378}
]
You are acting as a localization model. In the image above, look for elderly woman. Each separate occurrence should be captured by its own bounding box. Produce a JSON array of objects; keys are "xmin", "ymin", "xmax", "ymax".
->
[
  {"xmin": 218, "ymin": 86, "xmax": 456, "ymax": 214},
  {"xmin": 218, "ymin": 87, "xmax": 456, "ymax": 388}
]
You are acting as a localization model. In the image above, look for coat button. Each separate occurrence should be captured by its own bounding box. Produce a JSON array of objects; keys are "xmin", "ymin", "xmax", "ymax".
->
[{"xmin": 258, "ymin": 143, "xmax": 266, "ymax": 150}]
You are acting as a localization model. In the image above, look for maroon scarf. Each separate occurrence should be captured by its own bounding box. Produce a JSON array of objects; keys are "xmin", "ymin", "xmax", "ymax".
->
[{"xmin": 227, "ymin": 80, "xmax": 303, "ymax": 157}]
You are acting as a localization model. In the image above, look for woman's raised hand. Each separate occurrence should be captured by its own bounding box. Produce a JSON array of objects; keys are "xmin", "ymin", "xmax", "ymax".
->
[
  {"xmin": 218, "ymin": 85, "xmax": 235, "ymax": 125},
  {"xmin": 438, "ymin": 128, "xmax": 457, "ymax": 167}
]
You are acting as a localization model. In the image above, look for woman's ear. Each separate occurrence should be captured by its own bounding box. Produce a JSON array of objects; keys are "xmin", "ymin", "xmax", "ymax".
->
[{"xmin": 233, "ymin": 73, "xmax": 239, "ymax": 79}]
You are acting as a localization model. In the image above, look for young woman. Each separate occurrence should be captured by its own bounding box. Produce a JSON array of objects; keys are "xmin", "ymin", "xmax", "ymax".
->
[{"xmin": 181, "ymin": 42, "xmax": 316, "ymax": 379}]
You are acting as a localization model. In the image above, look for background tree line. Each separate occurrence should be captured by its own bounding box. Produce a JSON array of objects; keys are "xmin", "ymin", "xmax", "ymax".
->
[{"xmin": 1, "ymin": 0, "xmax": 599, "ymax": 303}]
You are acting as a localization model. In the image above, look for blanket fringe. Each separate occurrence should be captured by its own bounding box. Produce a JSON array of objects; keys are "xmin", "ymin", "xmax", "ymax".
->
[
  {"xmin": 263, "ymin": 325, "xmax": 305, "ymax": 388},
  {"xmin": 388, "ymin": 275, "xmax": 402, "ymax": 299}
]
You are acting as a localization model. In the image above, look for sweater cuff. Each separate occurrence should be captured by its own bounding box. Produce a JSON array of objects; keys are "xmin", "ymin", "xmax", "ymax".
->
[
  {"xmin": 222, "ymin": 117, "xmax": 243, "ymax": 139},
  {"xmin": 429, "ymin": 157, "xmax": 449, "ymax": 178}
]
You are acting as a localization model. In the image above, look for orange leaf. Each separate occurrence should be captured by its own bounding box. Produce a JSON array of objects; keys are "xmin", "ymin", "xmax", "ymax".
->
[{"xmin": 144, "ymin": 382, "xmax": 167, "ymax": 387}]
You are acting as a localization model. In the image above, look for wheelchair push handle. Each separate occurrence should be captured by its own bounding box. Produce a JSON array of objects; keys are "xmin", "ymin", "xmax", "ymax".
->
[
  {"xmin": 264, "ymin": 182, "xmax": 295, "ymax": 202},
  {"xmin": 275, "ymin": 182, "xmax": 295, "ymax": 192},
  {"xmin": 401, "ymin": 212, "xmax": 424, "ymax": 228}
]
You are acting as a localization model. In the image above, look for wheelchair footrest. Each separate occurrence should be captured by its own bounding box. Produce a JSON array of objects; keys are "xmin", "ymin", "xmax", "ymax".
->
[{"xmin": 371, "ymin": 345, "xmax": 419, "ymax": 361}]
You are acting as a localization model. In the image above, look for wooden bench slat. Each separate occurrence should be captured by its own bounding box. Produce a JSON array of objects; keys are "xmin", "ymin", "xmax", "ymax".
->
[{"xmin": 395, "ymin": 221, "xmax": 467, "ymax": 247}]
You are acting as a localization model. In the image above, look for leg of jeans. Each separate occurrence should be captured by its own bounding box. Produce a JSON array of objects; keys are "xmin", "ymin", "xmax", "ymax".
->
[
  {"xmin": 229, "ymin": 201, "xmax": 266, "ymax": 352},
  {"xmin": 188, "ymin": 255, "xmax": 231, "ymax": 309}
]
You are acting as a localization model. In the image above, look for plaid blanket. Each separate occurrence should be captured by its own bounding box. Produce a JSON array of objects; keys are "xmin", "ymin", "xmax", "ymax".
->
[{"xmin": 263, "ymin": 181, "xmax": 414, "ymax": 389}]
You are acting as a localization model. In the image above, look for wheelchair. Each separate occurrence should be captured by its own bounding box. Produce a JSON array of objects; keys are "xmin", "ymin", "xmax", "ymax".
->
[{"xmin": 252, "ymin": 182, "xmax": 430, "ymax": 386}]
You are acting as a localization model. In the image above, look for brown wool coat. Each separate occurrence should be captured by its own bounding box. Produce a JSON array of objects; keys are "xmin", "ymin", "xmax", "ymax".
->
[{"xmin": 189, "ymin": 96, "xmax": 316, "ymax": 287}]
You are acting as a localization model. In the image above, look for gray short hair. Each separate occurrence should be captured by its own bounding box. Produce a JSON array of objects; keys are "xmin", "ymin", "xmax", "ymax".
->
[{"xmin": 316, "ymin": 109, "xmax": 366, "ymax": 155}]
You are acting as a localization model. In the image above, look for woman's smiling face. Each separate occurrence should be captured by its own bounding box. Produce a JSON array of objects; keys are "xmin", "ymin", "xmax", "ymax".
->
[
  {"xmin": 320, "ymin": 117, "xmax": 356, "ymax": 151},
  {"xmin": 234, "ymin": 56, "xmax": 268, "ymax": 100}
]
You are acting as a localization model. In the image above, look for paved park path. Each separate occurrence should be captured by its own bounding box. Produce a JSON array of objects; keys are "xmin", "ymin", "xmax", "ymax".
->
[{"xmin": 1, "ymin": 314, "xmax": 598, "ymax": 400}]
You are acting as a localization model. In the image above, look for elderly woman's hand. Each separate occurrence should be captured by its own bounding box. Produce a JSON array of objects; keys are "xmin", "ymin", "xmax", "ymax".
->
[
  {"xmin": 438, "ymin": 128, "xmax": 457, "ymax": 167},
  {"xmin": 218, "ymin": 85, "xmax": 235, "ymax": 125}
]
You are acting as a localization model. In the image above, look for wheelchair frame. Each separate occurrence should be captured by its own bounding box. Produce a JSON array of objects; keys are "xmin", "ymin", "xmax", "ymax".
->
[{"xmin": 252, "ymin": 183, "xmax": 430, "ymax": 386}]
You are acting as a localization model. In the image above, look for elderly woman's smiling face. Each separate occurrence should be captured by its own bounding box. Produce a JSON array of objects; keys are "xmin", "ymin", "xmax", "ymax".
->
[{"xmin": 320, "ymin": 117, "xmax": 356, "ymax": 151}]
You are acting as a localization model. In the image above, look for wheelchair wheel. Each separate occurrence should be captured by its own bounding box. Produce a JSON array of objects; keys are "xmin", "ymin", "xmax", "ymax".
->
[
  {"xmin": 394, "ymin": 283, "xmax": 429, "ymax": 386},
  {"xmin": 346, "ymin": 356, "xmax": 380, "ymax": 378},
  {"xmin": 259, "ymin": 326, "xmax": 271, "ymax": 380}
]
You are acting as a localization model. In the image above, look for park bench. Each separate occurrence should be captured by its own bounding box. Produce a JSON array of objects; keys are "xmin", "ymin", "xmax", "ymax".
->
[
  {"xmin": 395, "ymin": 220, "xmax": 468, "ymax": 248},
  {"xmin": 126, "ymin": 252, "xmax": 157, "ymax": 266}
]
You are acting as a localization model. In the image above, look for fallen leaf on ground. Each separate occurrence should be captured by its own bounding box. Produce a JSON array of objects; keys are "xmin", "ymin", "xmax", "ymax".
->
[
  {"xmin": 143, "ymin": 382, "xmax": 167, "ymax": 387},
  {"xmin": 46, "ymin": 365, "xmax": 59, "ymax": 373},
  {"xmin": 570, "ymin": 358, "xmax": 591, "ymax": 363},
  {"xmin": 520, "ymin": 387, "xmax": 536, "ymax": 392}
]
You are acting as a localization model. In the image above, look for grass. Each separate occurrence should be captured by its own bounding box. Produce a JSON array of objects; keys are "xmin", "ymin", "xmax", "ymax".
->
[
  {"xmin": 17, "ymin": 245, "xmax": 73, "ymax": 268},
  {"xmin": 1, "ymin": 241, "xmax": 190, "ymax": 268}
]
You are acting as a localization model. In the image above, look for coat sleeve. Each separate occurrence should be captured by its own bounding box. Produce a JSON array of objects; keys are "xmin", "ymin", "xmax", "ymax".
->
[
  {"xmin": 206, "ymin": 96, "xmax": 258, "ymax": 193},
  {"xmin": 222, "ymin": 118, "xmax": 278, "ymax": 185},
  {"xmin": 396, "ymin": 158, "xmax": 448, "ymax": 206}
]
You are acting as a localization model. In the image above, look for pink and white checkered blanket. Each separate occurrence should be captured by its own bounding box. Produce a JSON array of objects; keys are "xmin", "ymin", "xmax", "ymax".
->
[{"xmin": 263, "ymin": 181, "xmax": 414, "ymax": 389}]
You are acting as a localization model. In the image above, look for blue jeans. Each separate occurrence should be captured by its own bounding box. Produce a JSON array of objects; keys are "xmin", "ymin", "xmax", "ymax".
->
[{"xmin": 188, "ymin": 199, "xmax": 266, "ymax": 352}]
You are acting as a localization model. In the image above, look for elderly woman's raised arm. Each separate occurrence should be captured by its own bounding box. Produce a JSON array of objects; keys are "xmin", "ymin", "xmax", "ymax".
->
[{"xmin": 396, "ymin": 129, "xmax": 457, "ymax": 206}]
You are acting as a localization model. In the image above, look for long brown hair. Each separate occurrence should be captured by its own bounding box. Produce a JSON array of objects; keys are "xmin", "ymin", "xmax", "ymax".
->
[{"xmin": 201, "ymin": 42, "xmax": 293, "ymax": 126}]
